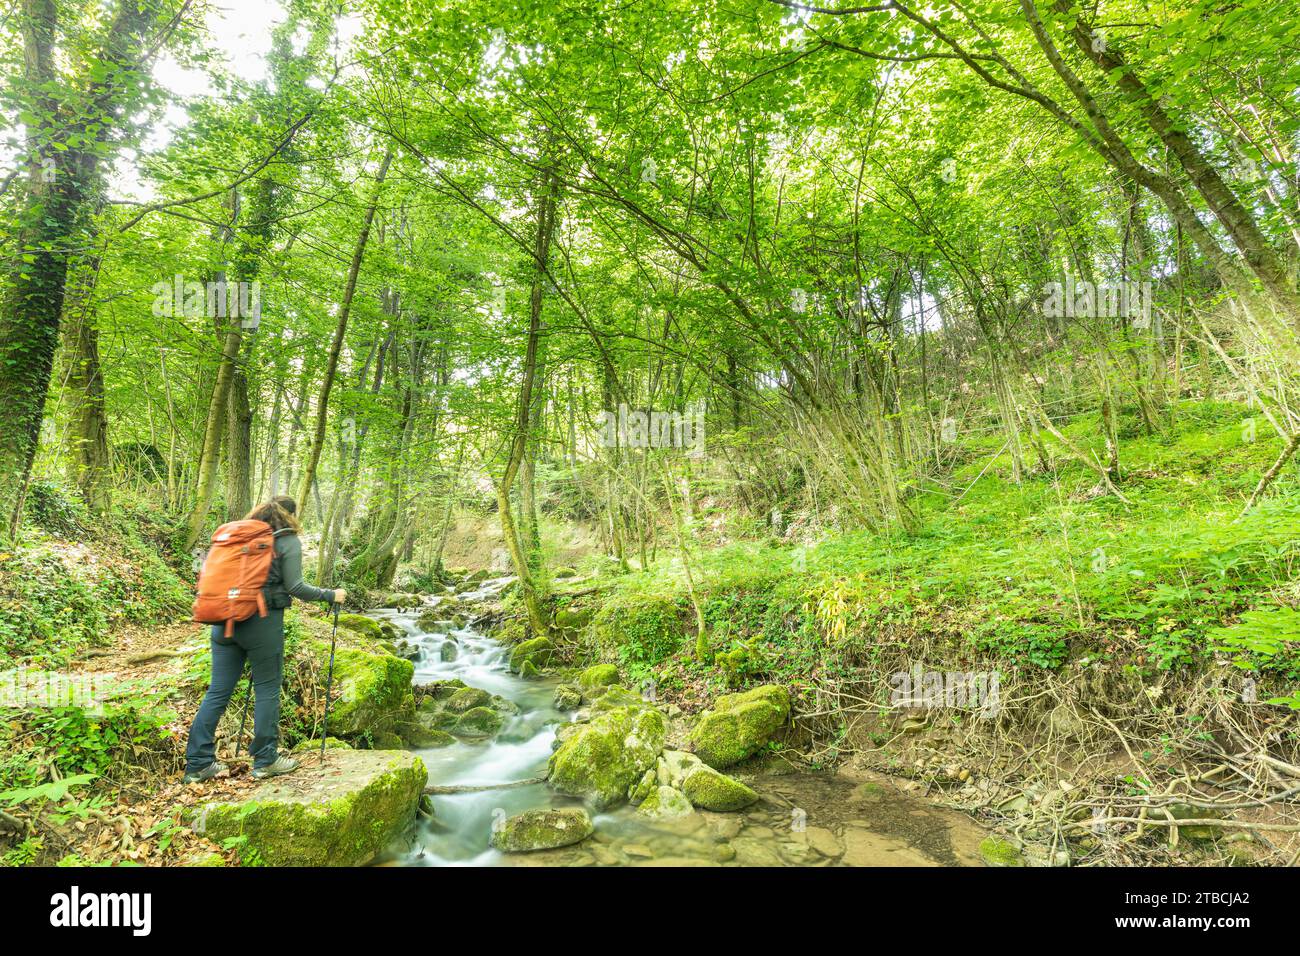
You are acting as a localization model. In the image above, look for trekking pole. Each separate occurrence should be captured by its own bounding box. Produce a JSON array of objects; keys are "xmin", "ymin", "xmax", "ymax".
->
[
  {"xmin": 321, "ymin": 601, "xmax": 341, "ymax": 760},
  {"xmin": 234, "ymin": 669, "xmax": 253, "ymax": 756}
]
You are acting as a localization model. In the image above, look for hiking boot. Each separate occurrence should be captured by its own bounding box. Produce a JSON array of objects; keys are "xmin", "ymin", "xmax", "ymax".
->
[
  {"xmin": 252, "ymin": 755, "xmax": 298, "ymax": 780},
  {"xmin": 182, "ymin": 761, "xmax": 227, "ymax": 784}
]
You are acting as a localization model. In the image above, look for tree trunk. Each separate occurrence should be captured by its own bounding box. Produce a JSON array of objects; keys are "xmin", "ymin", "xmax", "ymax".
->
[
  {"xmin": 497, "ymin": 161, "xmax": 559, "ymax": 638},
  {"xmin": 224, "ymin": 356, "xmax": 253, "ymax": 519},
  {"xmin": 184, "ymin": 319, "xmax": 242, "ymax": 549},
  {"xmin": 296, "ymin": 150, "xmax": 393, "ymax": 519},
  {"xmin": 60, "ymin": 251, "xmax": 111, "ymax": 512}
]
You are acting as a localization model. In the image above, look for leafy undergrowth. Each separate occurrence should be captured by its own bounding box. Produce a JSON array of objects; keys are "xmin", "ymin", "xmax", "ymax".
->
[
  {"xmin": 0, "ymin": 607, "xmax": 374, "ymax": 867},
  {"xmin": 0, "ymin": 482, "xmax": 190, "ymax": 669},
  {"xmin": 583, "ymin": 400, "xmax": 1300, "ymax": 712}
]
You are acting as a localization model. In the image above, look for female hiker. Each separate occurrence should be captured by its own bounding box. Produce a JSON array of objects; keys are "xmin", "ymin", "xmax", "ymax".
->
[{"xmin": 183, "ymin": 496, "xmax": 345, "ymax": 783}]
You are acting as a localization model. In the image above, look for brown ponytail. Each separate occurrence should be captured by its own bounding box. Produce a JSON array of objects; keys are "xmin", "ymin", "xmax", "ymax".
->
[{"xmin": 245, "ymin": 496, "xmax": 302, "ymax": 534}]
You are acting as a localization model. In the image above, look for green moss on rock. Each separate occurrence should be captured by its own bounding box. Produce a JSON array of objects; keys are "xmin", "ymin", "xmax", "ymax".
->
[
  {"xmin": 419, "ymin": 679, "xmax": 466, "ymax": 703},
  {"xmin": 578, "ymin": 663, "xmax": 619, "ymax": 691},
  {"xmin": 495, "ymin": 617, "xmax": 528, "ymax": 645},
  {"xmin": 199, "ymin": 751, "xmax": 427, "ymax": 867},
  {"xmin": 314, "ymin": 643, "xmax": 416, "ymax": 739},
  {"xmin": 628, "ymin": 768, "xmax": 657, "ymax": 805},
  {"xmin": 455, "ymin": 706, "xmax": 503, "ymax": 737},
  {"xmin": 637, "ymin": 785, "xmax": 693, "ymax": 820},
  {"xmin": 547, "ymin": 705, "xmax": 667, "ymax": 809},
  {"xmin": 336, "ymin": 613, "xmax": 384, "ymax": 642},
  {"xmin": 553, "ymin": 684, "xmax": 582, "ymax": 710},
  {"xmin": 397, "ymin": 719, "xmax": 456, "ymax": 748},
  {"xmin": 416, "ymin": 609, "xmax": 449, "ymax": 633},
  {"xmin": 979, "ymin": 836, "xmax": 1024, "ymax": 867},
  {"xmin": 293, "ymin": 737, "xmax": 352, "ymax": 753},
  {"xmin": 445, "ymin": 686, "xmax": 491, "ymax": 713},
  {"xmin": 555, "ymin": 606, "xmax": 592, "ymax": 629},
  {"xmin": 689, "ymin": 684, "xmax": 790, "ymax": 768},
  {"xmin": 489, "ymin": 808, "xmax": 593, "ymax": 852},
  {"xmin": 509, "ymin": 636, "xmax": 555, "ymax": 674},
  {"xmin": 589, "ymin": 684, "xmax": 648, "ymax": 713},
  {"xmin": 681, "ymin": 765, "xmax": 758, "ymax": 811}
]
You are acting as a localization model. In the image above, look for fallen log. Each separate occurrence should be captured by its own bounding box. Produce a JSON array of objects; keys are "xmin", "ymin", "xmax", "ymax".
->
[{"xmin": 423, "ymin": 776, "xmax": 546, "ymax": 795}]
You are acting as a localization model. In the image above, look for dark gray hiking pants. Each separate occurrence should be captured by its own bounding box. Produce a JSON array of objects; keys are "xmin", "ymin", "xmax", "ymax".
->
[{"xmin": 184, "ymin": 611, "xmax": 285, "ymax": 772}]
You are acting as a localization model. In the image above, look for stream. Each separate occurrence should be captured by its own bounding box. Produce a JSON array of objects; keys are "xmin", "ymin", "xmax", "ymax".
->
[{"xmin": 371, "ymin": 577, "xmax": 988, "ymax": 867}]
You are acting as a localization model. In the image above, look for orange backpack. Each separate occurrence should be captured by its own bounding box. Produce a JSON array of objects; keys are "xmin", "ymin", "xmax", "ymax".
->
[{"xmin": 192, "ymin": 520, "xmax": 276, "ymax": 636}]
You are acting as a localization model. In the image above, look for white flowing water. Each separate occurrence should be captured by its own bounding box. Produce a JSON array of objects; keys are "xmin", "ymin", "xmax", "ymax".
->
[{"xmin": 368, "ymin": 577, "xmax": 572, "ymax": 866}]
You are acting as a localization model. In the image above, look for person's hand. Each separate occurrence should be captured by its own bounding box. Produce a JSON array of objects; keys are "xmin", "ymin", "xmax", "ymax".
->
[{"xmin": 333, "ymin": 588, "xmax": 347, "ymax": 605}]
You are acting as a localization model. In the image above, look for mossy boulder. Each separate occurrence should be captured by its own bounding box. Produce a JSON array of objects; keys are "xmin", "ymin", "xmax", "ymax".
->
[
  {"xmin": 313, "ymin": 643, "xmax": 415, "ymax": 739},
  {"xmin": 397, "ymin": 719, "xmax": 456, "ymax": 748},
  {"xmin": 591, "ymin": 595, "xmax": 683, "ymax": 662},
  {"xmin": 553, "ymin": 684, "xmax": 582, "ymax": 710},
  {"xmin": 628, "ymin": 769, "xmax": 657, "ymax": 805},
  {"xmin": 414, "ymin": 681, "xmax": 514, "ymax": 741},
  {"xmin": 979, "ymin": 836, "xmax": 1024, "ymax": 867},
  {"xmin": 657, "ymin": 749, "xmax": 705, "ymax": 787},
  {"xmin": 638, "ymin": 785, "xmax": 693, "ymax": 820},
  {"xmin": 197, "ymin": 750, "xmax": 427, "ymax": 867},
  {"xmin": 681, "ymin": 765, "xmax": 758, "ymax": 811},
  {"xmin": 495, "ymin": 617, "xmax": 528, "ymax": 645},
  {"xmin": 509, "ymin": 637, "xmax": 555, "ymax": 674},
  {"xmin": 445, "ymin": 686, "xmax": 492, "ymax": 713},
  {"xmin": 489, "ymin": 808, "xmax": 593, "ymax": 852},
  {"xmin": 555, "ymin": 606, "xmax": 592, "ymax": 629},
  {"xmin": 554, "ymin": 567, "xmax": 578, "ymax": 580},
  {"xmin": 336, "ymin": 613, "xmax": 384, "ymax": 642},
  {"xmin": 547, "ymin": 705, "xmax": 667, "ymax": 809},
  {"xmin": 391, "ymin": 639, "xmax": 421, "ymax": 661},
  {"xmin": 578, "ymin": 663, "xmax": 619, "ymax": 693},
  {"xmin": 588, "ymin": 684, "xmax": 647, "ymax": 713},
  {"xmin": 293, "ymin": 737, "xmax": 352, "ymax": 753},
  {"xmin": 689, "ymin": 684, "xmax": 790, "ymax": 768},
  {"xmin": 455, "ymin": 706, "xmax": 503, "ymax": 737},
  {"xmin": 418, "ymin": 679, "xmax": 466, "ymax": 702}
]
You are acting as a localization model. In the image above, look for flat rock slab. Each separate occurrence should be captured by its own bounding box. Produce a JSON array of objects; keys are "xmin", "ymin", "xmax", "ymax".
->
[{"xmin": 196, "ymin": 750, "xmax": 427, "ymax": 866}]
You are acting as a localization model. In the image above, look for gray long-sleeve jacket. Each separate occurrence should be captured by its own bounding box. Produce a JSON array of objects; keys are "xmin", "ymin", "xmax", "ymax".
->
[{"xmin": 264, "ymin": 530, "xmax": 334, "ymax": 608}]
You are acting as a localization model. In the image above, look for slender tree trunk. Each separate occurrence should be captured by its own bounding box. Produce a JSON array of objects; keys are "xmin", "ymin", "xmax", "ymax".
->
[
  {"xmin": 497, "ymin": 161, "xmax": 559, "ymax": 638},
  {"xmin": 296, "ymin": 150, "xmax": 393, "ymax": 519},
  {"xmin": 224, "ymin": 355, "xmax": 253, "ymax": 519},
  {"xmin": 60, "ymin": 251, "xmax": 111, "ymax": 511},
  {"xmin": 184, "ymin": 319, "xmax": 242, "ymax": 549}
]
